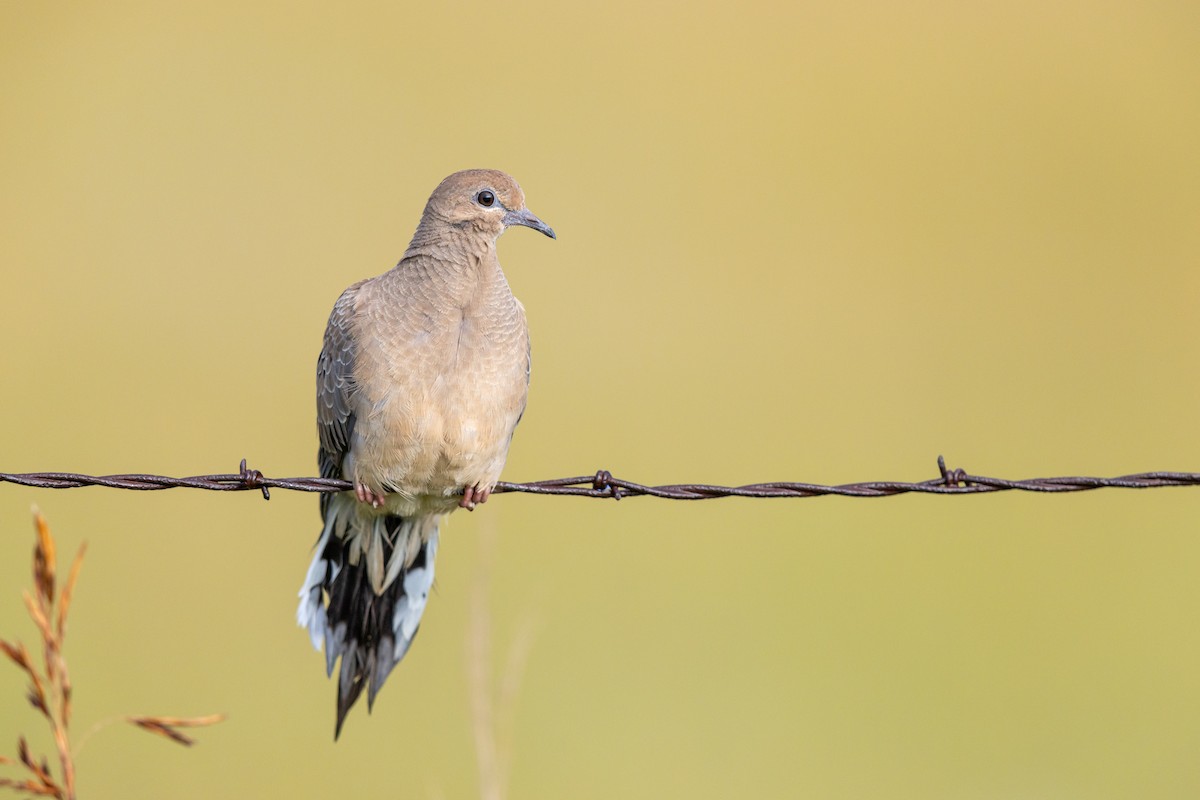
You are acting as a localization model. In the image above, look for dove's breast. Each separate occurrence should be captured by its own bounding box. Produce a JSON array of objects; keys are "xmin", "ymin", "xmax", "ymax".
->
[{"xmin": 345, "ymin": 269, "xmax": 529, "ymax": 511}]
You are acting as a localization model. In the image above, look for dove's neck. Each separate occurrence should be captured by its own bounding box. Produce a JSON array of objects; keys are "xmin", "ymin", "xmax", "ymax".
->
[
  {"xmin": 394, "ymin": 225, "xmax": 509, "ymax": 309},
  {"xmin": 403, "ymin": 219, "xmax": 495, "ymax": 264}
]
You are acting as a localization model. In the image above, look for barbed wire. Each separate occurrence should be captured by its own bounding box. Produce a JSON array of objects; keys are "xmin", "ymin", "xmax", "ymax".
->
[{"xmin": 1, "ymin": 457, "xmax": 1198, "ymax": 501}]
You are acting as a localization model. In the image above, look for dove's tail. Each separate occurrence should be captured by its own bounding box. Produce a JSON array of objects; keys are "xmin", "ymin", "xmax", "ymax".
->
[{"xmin": 296, "ymin": 492, "xmax": 439, "ymax": 739}]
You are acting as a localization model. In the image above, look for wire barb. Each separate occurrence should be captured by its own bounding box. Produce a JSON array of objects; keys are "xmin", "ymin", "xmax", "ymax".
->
[
  {"xmin": 238, "ymin": 458, "xmax": 270, "ymax": 500},
  {"xmin": 937, "ymin": 454, "xmax": 969, "ymax": 488},
  {"xmin": 2, "ymin": 457, "xmax": 1199, "ymax": 501}
]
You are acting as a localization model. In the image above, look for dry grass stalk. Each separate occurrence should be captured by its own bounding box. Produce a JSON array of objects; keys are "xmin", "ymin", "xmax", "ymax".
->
[
  {"xmin": 1, "ymin": 509, "xmax": 224, "ymax": 798},
  {"xmin": 467, "ymin": 520, "xmax": 537, "ymax": 800},
  {"xmin": 0, "ymin": 510, "xmax": 80, "ymax": 799},
  {"xmin": 126, "ymin": 715, "xmax": 227, "ymax": 748}
]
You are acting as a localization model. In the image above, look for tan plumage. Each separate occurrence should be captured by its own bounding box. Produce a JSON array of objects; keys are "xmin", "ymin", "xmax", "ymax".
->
[{"xmin": 298, "ymin": 169, "xmax": 554, "ymax": 737}]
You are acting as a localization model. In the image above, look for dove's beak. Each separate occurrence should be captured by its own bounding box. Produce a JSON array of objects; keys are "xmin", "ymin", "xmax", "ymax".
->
[{"xmin": 503, "ymin": 208, "xmax": 556, "ymax": 239}]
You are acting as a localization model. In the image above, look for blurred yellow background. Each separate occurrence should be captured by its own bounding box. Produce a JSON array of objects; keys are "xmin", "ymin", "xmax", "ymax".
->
[{"xmin": 2, "ymin": 1, "xmax": 1199, "ymax": 797}]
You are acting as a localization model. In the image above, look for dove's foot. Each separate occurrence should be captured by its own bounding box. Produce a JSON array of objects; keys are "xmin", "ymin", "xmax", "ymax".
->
[
  {"xmin": 459, "ymin": 485, "xmax": 492, "ymax": 511},
  {"xmin": 354, "ymin": 483, "xmax": 387, "ymax": 509}
]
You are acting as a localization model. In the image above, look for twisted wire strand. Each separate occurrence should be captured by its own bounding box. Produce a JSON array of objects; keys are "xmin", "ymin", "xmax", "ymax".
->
[{"xmin": 1, "ymin": 457, "xmax": 1198, "ymax": 501}]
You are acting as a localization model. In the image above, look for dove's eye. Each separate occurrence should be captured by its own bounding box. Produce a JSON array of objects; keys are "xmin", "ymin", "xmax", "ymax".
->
[{"xmin": 476, "ymin": 190, "xmax": 495, "ymax": 207}]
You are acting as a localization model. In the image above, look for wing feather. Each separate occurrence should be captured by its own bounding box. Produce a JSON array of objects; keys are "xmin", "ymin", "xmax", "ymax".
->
[{"xmin": 317, "ymin": 282, "xmax": 366, "ymax": 511}]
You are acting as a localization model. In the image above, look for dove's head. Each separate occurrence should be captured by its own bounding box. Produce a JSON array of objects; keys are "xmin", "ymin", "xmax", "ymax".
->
[{"xmin": 424, "ymin": 169, "xmax": 555, "ymax": 241}]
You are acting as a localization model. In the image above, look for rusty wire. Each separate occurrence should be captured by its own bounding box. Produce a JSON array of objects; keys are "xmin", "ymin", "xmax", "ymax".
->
[{"xmin": 0, "ymin": 457, "xmax": 1198, "ymax": 501}]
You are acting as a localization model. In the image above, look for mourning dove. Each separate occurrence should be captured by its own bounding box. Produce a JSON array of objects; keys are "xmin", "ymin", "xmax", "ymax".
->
[{"xmin": 296, "ymin": 169, "xmax": 554, "ymax": 738}]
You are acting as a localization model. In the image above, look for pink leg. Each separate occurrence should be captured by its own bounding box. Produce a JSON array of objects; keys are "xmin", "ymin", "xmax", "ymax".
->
[
  {"xmin": 354, "ymin": 482, "xmax": 387, "ymax": 509},
  {"xmin": 459, "ymin": 484, "xmax": 493, "ymax": 511},
  {"xmin": 459, "ymin": 486, "xmax": 477, "ymax": 510}
]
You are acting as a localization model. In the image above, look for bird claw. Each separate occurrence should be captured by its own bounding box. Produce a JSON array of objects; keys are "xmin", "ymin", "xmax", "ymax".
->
[
  {"xmin": 459, "ymin": 485, "xmax": 491, "ymax": 511},
  {"xmin": 354, "ymin": 483, "xmax": 387, "ymax": 509}
]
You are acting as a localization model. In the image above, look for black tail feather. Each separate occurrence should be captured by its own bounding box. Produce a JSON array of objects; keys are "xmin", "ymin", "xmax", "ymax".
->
[{"xmin": 321, "ymin": 514, "xmax": 431, "ymax": 739}]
